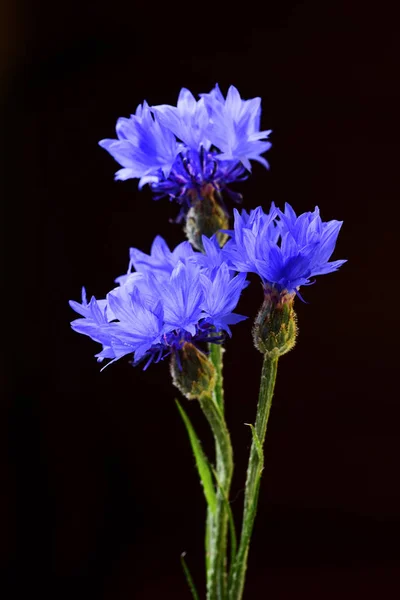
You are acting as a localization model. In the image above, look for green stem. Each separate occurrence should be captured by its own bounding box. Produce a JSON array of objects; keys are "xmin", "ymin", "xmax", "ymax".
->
[
  {"xmin": 199, "ymin": 392, "xmax": 233, "ymax": 600},
  {"xmin": 209, "ymin": 343, "xmax": 225, "ymax": 412},
  {"xmin": 229, "ymin": 354, "xmax": 278, "ymax": 600},
  {"xmin": 208, "ymin": 343, "xmax": 230, "ymax": 598}
]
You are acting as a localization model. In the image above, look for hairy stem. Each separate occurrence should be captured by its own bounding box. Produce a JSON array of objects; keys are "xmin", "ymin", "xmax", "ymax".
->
[
  {"xmin": 208, "ymin": 344, "xmax": 230, "ymax": 597},
  {"xmin": 199, "ymin": 391, "xmax": 233, "ymax": 600},
  {"xmin": 229, "ymin": 354, "xmax": 278, "ymax": 600},
  {"xmin": 209, "ymin": 343, "xmax": 225, "ymax": 412}
]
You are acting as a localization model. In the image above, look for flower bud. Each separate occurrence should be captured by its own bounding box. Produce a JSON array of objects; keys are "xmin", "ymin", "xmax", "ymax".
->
[
  {"xmin": 184, "ymin": 185, "xmax": 229, "ymax": 251},
  {"xmin": 170, "ymin": 343, "xmax": 216, "ymax": 400},
  {"xmin": 253, "ymin": 284, "xmax": 297, "ymax": 357}
]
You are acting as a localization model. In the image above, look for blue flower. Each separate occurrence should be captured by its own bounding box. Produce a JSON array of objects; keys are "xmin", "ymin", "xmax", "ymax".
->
[
  {"xmin": 70, "ymin": 240, "xmax": 248, "ymax": 369},
  {"xmin": 201, "ymin": 85, "xmax": 272, "ymax": 171},
  {"xmin": 99, "ymin": 85, "xmax": 271, "ymax": 217},
  {"xmin": 98, "ymin": 101, "xmax": 180, "ymax": 188},
  {"xmin": 223, "ymin": 203, "xmax": 346, "ymax": 294}
]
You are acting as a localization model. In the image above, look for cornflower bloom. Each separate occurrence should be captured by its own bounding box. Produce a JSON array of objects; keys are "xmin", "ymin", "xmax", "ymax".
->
[
  {"xmin": 99, "ymin": 85, "xmax": 271, "ymax": 219},
  {"xmin": 223, "ymin": 203, "xmax": 346, "ymax": 296},
  {"xmin": 70, "ymin": 238, "xmax": 248, "ymax": 369}
]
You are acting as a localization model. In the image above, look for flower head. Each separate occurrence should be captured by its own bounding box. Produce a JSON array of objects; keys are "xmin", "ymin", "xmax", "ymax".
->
[
  {"xmin": 99, "ymin": 85, "xmax": 271, "ymax": 218},
  {"xmin": 70, "ymin": 238, "xmax": 248, "ymax": 369},
  {"xmin": 223, "ymin": 203, "xmax": 346, "ymax": 295}
]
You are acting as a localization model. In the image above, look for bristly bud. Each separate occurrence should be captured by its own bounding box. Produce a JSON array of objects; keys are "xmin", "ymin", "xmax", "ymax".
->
[
  {"xmin": 184, "ymin": 185, "xmax": 229, "ymax": 251},
  {"xmin": 170, "ymin": 343, "xmax": 216, "ymax": 400},
  {"xmin": 253, "ymin": 284, "xmax": 297, "ymax": 357}
]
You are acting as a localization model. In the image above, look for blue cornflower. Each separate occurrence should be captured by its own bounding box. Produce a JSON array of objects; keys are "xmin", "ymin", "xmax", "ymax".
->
[
  {"xmin": 223, "ymin": 203, "xmax": 346, "ymax": 295},
  {"xmin": 98, "ymin": 101, "xmax": 180, "ymax": 188},
  {"xmin": 70, "ymin": 240, "xmax": 248, "ymax": 369},
  {"xmin": 99, "ymin": 85, "xmax": 271, "ymax": 217}
]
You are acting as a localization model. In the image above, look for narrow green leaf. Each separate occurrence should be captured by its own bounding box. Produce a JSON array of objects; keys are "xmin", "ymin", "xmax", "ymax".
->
[
  {"xmin": 180, "ymin": 552, "xmax": 200, "ymax": 600},
  {"xmin": 176, "ymin": 399, "xmax": 217, "ymax": 514}
]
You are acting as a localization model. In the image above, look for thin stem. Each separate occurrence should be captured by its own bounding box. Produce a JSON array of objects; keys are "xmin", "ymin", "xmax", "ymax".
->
[
  {"xmin": 215, "ymin": 446, "xmax": 228, "ymax": 599},
  {"xmin": 208, "ymin": 343, "xmax": 230, "ymax": 597},
  {"xmin": 209, "ymin": 343, "xmax": 225, "ymax": 413},
  {"xmin": 205, "ymin": 508, "xmax": 212, "ymax": 579},
  {"xmin": 229, "ymin": 354, "xmax": 278, "ymax": 600},
  {"xmin": 199, "ymin": 392, "xmax": 233, "ymax": 600}
]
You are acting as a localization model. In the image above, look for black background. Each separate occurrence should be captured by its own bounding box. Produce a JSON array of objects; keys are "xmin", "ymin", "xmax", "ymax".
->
[{"xmin": 3, "ymin": 1, "xmax": 400, "ymax": 598}]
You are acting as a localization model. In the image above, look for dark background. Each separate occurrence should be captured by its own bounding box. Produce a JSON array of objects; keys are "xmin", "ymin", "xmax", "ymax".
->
[{"xmin": 3, "ymin": 1, "xmax": 399, "ymax": 598}]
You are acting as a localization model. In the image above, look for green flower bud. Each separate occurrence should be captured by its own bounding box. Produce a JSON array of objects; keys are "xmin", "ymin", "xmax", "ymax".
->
[
  {"xmin": 253, "ymin": 284, "xmax": 298, "ymax": 357},
  {"xmin": 170, "ymin": 343, "xmax": 216, "ymax": 400},
  {"xmin": 184, "ymin": 185, "xmax": 229, "ymax": 251}
]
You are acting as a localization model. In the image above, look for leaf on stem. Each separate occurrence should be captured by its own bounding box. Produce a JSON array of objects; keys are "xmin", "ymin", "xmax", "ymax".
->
[
  {"xmin": 176, "ymin": 399, "xmax": 217, "ymax": 514},
  {"xmin": 180, "ymin": 552, "xmax": 201, "ymax": 600}
]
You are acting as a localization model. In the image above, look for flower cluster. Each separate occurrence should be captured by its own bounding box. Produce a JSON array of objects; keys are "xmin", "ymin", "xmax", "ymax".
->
[
  {"xmin": 72, "ymin": 85, "xmax": 346, "ymax": 369},
  {"xmin": 223, "ymin": 203, "xmax": 346, "ymax": 296},
  {"xmin": 99, "ymin": 85, "xmax": 271, "ymax": 217},
  {"xmin": 70, "ymin": 237, "xmax": 248, "ymax": 370},
  {"xmin": 69, "ymin": 203, "xmax": 345, "ymax": 369}
]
